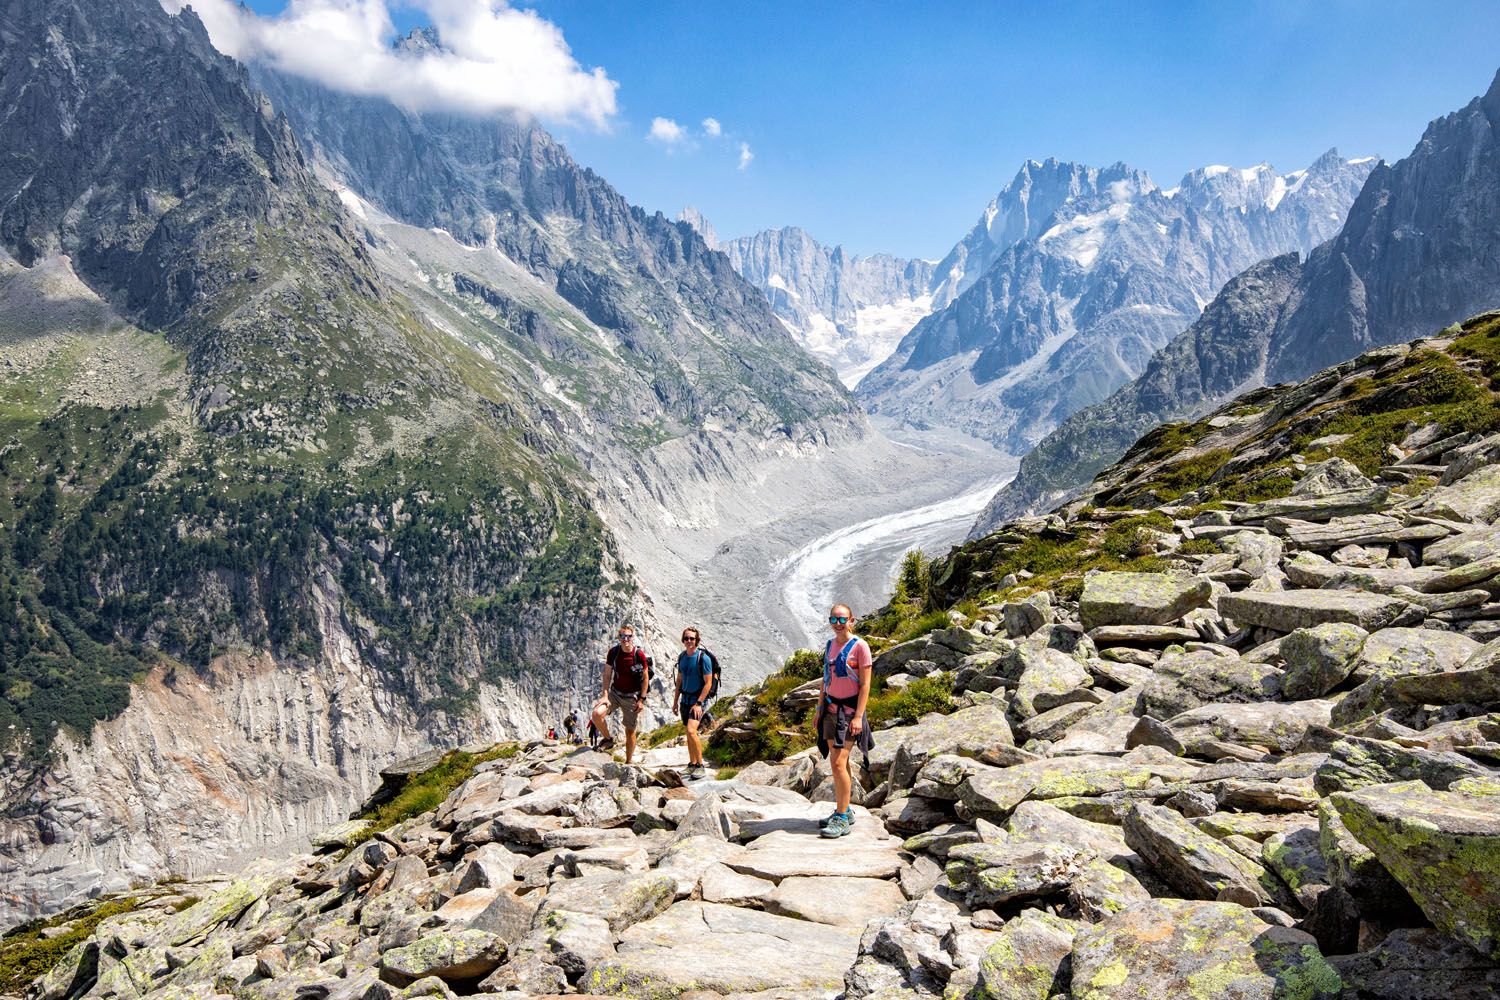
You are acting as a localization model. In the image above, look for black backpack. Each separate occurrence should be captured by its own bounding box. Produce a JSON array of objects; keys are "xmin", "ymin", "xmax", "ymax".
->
[{"xmin": 701, "ymin": 647, "xmax": 722, "ymax": 701}]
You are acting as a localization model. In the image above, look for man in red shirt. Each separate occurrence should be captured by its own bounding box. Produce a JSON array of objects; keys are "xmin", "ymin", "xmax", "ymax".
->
[{"xmin": 592, "ymin": 624, "xmax": 650, "ymax": 763}]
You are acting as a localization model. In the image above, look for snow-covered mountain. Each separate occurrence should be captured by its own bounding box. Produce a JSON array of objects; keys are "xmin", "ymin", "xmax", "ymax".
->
[
  {"xmin": 860, "ymin": 151, "xmax": 1375, "ymax": 452},
  {"xmin": 683, "ymin": 214, "xmax": 937, "ymax": 386}
]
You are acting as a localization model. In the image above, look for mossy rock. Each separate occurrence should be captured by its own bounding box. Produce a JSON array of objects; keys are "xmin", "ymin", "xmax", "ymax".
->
[
  {"xmin": 1331, "ymin": 779, "xmax": 1500, "ymax": 958},
  {"xmin": 1070, "ymin": 898, "xmax": 1342, "ymax": 1000},
  {"xmin": 979, "ymin": 908, "xmax": 1076, "ymax": 999}
]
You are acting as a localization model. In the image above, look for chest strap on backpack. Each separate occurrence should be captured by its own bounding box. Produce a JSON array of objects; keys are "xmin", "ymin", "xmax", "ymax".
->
[{"xmin": 823, "ymin": 637, "xmax": 861, "ymax": 690}]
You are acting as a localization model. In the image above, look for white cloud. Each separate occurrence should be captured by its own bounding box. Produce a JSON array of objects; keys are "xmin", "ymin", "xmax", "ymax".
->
[
  {"xmin": 157, "ymin": 0, "xmax": 617, "ymax": 126},
  {"xmin": 647, "ymin": 117, "xmax": 688, "ymax": 146},
  {"xmin": 701, "ymin": 117, "xmax": 722, "ymax": 137},
  {"xmin": 737, "ymin": 142, "xmax": 754, "ymax": 170}
]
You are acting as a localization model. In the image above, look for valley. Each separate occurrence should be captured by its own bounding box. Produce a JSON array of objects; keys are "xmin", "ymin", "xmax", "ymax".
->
[{"xmin": 3, "ymin": 2, "xmax": 1500, "ymax": 997}]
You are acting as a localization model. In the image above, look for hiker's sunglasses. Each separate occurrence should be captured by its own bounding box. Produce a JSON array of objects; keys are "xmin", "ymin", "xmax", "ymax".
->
[
  {"xmin": 618, "ymin": 632, "xmax": 635, "ymax": 640},
  {"xmin": 681, "ymin": 635, "xmax": 698, "ymax": 643},
  {"xmin": 828, "ymin": 615, "xmax": 850, "ymax": 625}
]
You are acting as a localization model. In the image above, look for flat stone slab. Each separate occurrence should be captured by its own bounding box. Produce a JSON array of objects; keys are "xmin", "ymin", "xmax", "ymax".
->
[
  {"xmin": 1087, "ymin": 624, "xmax": 1201, "ymax": 645},
  {"xmin": 585, "ymin": 901, "xmax": 863, "ymax": 997},
  {"xmin": 1419, "ymin": 464, "xmax": 1500, "ymax": 524},
  {"xmin": 764, "ymin": 875, "xmax": 906, "ymax": 926},
  {"xmin": 1232, "ymin": 486, "xmax": 1391, "ymax": 523},
  {"xmin": 1164, "ymin": 700, "xmax": 1333, "ymax": 755},
  {"xmin": 699, "ymin": 863, "xmax": 776, "ymax": 907},
  {"xmin": 1272, "ymin": 514, "xmax": 1447, "ymax": 549},
  {"xmin": 727, "ymin": 829, "xmax": 905, "ymax": 883},
  {"xmin": 960, "ymin": 753, "xmax": 1199, "ymax": 818},
  {"xmin": 1080, "ymin": 572, "xmax": 1211, "ymax": 629},
  {"xmin": 1219, "ymin": 589, "xmax": 1410, "ymax": 632},
  {"xmin": 732, "ymin": 801, "xmax": 878, "ymax": 841},
  {"xmin": 534, "ymin": 872, "xmax": 676, "ymax": 934}
]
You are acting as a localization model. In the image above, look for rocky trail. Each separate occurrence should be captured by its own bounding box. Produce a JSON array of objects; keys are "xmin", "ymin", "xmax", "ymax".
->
[{"xmin": 8, "ymin": 322, "xmax": 1500, "ymax": 998}]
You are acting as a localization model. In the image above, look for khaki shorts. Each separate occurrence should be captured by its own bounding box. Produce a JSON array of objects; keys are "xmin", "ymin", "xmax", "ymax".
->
[{"xmin": 603, "ymin": 689, "xmax": 643, "ymax": 731}]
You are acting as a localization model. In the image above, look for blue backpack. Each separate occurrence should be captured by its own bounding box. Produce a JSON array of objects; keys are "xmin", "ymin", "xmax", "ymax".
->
[{"xmin": 823, "ymin": 637, "xmax": 861, "ymax": 699}]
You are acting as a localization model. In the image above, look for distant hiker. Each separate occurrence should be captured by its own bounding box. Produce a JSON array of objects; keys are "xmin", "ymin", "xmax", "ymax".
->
[
  {"xmin": 546, "ymin": 726, "xmax": 557, "ymax": 741},
  {"xmin": 586, "ymin": 717, "xmax": 600, "ymax": 750},
  {"xmin": 672, "ymin": 626, "xmax": 718, "ymax": 778},
  {"xmin": 564, "ymin": 710, "xmax": 580, "ymax": 743},
  {"xmin": 814, "ymin": 603, "xmax": 873, "ymax": 838},
  {"xmin": 593, "ymin": 624, "xmax": 651, "ymax": 763}
]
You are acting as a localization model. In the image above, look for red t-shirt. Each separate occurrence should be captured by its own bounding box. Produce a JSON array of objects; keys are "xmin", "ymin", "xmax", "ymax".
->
[{"xmin": 607, "ymin": 645, "xmax": 649, "ymax": 695}]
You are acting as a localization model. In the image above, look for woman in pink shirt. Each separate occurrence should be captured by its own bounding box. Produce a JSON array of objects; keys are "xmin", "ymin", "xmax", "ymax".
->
[{"xmin": 816, "ymin": 602, "xmax": 873, "ymax": 838}]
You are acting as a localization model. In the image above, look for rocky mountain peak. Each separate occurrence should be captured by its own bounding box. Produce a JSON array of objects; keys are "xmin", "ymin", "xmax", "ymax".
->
[
  {"xmin": 396, "ymin": 25, "xmax": 442, "ymax": 53},
  {"xmin": 718, "ymin": 222, "xmax": 937, "ymax": 386},
  {"xmin": 978, "ymin": 67, "xmax": 1500, "ymax": 525},
  {"xmin": 677, "ymin": 205, "xmax": 720, "ymax": 248},
  {"xmin": 861, "ymin": 147, "xmax": 1373, "ymax": 454}
]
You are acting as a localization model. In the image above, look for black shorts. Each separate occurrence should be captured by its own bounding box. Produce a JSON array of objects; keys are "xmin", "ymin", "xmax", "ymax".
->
[{"xmin": 679, "ymin": 695, "xmax": 708, "ymax": 726}]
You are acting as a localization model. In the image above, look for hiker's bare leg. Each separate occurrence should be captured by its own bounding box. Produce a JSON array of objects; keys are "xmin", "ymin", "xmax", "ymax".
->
[
  {"xmin": 625, "ymin": 729, "xmax": 637, "ymax": 764},
  {"xmin": 685, "ymin": 717, "xmax": 701, "ymax": 765},
  {"xmin": 831, "ymin": 745, "xmax": 852, "ymax": 813},
  {"xmin": 592, "ymin": 702, "xmax": 611, "ymax": 740}
]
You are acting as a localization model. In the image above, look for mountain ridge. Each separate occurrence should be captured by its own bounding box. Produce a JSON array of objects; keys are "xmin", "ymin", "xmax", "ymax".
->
[
  {"xmin": 976, "ymin": 67, "xmax": 1500, "ymax": 531},
  {"xmin": 860, "ymin": 150, "xmax": 1373, "ymax": 454}
]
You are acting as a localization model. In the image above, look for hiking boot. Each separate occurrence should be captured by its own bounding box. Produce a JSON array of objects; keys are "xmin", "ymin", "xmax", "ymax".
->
[
  {"xmin": 597, "ymin": 736, "xmax": 616, "ymax": 752},
  {"xmin": 821, "ymin": 812, "xmax": 853, "ymax": 838},
  {"xmin": 687, "ymin": 763, "xmax": 704, "ymax": 779}
]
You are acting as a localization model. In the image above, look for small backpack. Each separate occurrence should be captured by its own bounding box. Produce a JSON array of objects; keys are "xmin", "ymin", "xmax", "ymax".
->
[{"xmin": 824, "ymin": 637, "xmax": 861, "ymax": 692}]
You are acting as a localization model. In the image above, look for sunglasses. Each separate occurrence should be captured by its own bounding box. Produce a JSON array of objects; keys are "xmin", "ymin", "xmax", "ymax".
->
[
  {"xmin": 618, "ymin": 633, "xmax": 635, "ymax": 640},
  {"xmin": 681, "ymin": 636, "xmax": 698, "ymax": 643},
  {"xmin": 828, "ymin": 616, "xmax": 850, "ymax": 625}
]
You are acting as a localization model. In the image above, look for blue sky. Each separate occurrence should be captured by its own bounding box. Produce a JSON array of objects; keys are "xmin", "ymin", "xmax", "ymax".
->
[{"xmin": 241, "ymin": 1, "xmax": 1500, "ymax": 259}]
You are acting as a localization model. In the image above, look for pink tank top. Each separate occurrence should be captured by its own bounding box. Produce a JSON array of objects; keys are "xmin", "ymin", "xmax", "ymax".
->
[{"xmin": 824, "ymin": 637, "xmax": 872, "ymax": 700}]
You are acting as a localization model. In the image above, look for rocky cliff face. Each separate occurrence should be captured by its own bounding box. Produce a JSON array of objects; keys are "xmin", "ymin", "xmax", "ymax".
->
[
  {"xmin": 980, "ymin": 68, "xmax": 1500, "ymax": 526},
  {"xmin": 1266, "ymin": 69, "xmax": 1500, "ymax": 383},
  {"xmin": 9, "ymin": 313, "xmax": 1500, "ymax": 1000},
  {"xmin": 861, "ymin": 153, "xmax": 1372, "ymax": 453},
  {"xmin": 0, "ymin": 0, "xmax": 858, "ymax": 928},
  {"xmin": 714, "ymin": 224, "xmax": 936, "ymax": 386}
]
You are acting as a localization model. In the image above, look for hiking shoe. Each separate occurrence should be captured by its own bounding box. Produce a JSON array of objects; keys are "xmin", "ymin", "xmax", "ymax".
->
[
  {"xmin": 597, "ymin": 736, "xmax": 616, "ymax": 752},
  {"xmin": 821, "ymin": 812, "xmax": 853, "ymax": 838},
  {"xmin": 686, "ymin": 763, "xmax": 703, "ymax": 779},
  {"xmin": 818, "ymin": 809, "xmax": 856, "ymax": 829}
]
